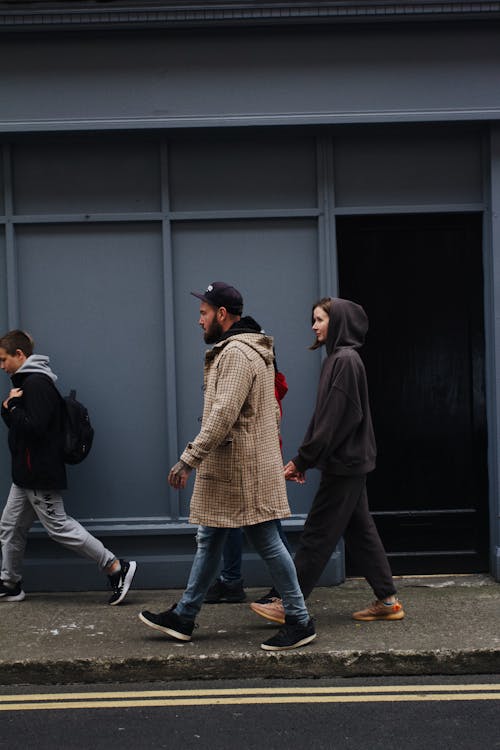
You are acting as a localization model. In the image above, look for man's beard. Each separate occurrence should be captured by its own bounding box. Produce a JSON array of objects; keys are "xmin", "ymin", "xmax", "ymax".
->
[{"xmin": 204, "ymin": 318, "xmax": 224, "ymax": 344}]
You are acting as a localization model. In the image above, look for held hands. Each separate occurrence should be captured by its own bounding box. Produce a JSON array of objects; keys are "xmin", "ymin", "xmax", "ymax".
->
[
  {"xmin": 168, "ymin": 459, "xmax": 192, "ymax": 490},
  {"xmin": 284, "ymin": 460, "xmax": 306, "ymax": 484},
  {"xmin": 3, "ymin": 388, "xmax": 23, "ymax": 410}
]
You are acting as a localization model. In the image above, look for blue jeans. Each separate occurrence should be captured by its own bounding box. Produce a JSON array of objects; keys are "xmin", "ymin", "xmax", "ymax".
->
[
  {"xmin": 221, "ymin": 528, "xmax": 244, "ymax": 582},
  {"xmin": 220, "ymin": 520, "xmax": 292, "ymax": 582},
  {"xmin": 175, "ymin": 521, "xmax": 309, "ymax": 624}
]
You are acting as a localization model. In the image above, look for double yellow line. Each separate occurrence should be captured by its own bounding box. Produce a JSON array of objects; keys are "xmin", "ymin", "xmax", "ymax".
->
[{"xmin": 1, "ymin": 684, "xmax": 500, "ymax": 711}]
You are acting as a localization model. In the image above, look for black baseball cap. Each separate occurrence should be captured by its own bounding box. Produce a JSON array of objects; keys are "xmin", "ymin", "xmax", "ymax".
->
[{"xmin": 191, "ymin": 282, "xmax": 243, "ymax": 315}]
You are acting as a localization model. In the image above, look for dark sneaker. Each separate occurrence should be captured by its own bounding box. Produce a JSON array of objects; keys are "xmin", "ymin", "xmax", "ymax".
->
[
  {"xmin": 261, "ymin": 616, "xmax": 316, "ymax": 651},
  {"xmin": 108, "ymin": 559, "xmax": 137, "ymax": 605},
  {"xmin": 204, "ymin": 577, "xmax": 246, "ymax": 603},
  {"xmin": 138, "ymin": 605, "xmax": 195, "ymax": 642},
  {"xmin": 0, "ymin": 580, "xmax": 25, "ymax": 602},
  {"xmin": 253, "ymin": 587, "xmax": 280, "ymax": 605}
]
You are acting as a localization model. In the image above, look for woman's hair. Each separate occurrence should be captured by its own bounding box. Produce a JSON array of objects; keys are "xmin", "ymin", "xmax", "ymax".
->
[
  {"xmin": 309, "ymin": 297, "xmax": 332, "ymax": 350},
  {"xmin": 0, "ymin": 329, "xmax": 34, "ymax": 357}
]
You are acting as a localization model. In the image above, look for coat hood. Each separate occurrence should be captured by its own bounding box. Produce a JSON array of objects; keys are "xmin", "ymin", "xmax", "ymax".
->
[
  {"xmin": 325, "ymin": 298, "xmax": 368, "ymax": 355},
  {"xmin": 15, "ymin": 354, "xmax": 58, "ymax": 382},
  {"xmin": 209, "ymin": 331, "xmax": 275, "ymax": 366}
]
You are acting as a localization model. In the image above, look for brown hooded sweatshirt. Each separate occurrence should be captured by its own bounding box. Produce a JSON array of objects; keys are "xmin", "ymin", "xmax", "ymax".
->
[{"xmin": 293, "ymin": 298, "xmax": 376, "ymax": 476}]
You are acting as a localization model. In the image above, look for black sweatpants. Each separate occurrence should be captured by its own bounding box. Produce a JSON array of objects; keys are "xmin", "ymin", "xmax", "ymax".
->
[{"xmin": 293, "ymin": 473, "xmax": 396, "ymax": 601}]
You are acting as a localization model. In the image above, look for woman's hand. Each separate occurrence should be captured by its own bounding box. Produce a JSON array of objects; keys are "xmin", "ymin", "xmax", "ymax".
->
[{"xmin": 284, "ymin": 460, "xmax": 306, "ymax": 484}]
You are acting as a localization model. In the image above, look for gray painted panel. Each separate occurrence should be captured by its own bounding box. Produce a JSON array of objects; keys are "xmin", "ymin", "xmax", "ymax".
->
[
  {"xmin": 1, "ymin": 27, "xmax": 500, "ymax": 129},
  {"xmin": 334, "ymin": 126, "xmax": 483, "ymax": 207},
  {"xmin": 15, "ymin": 223, "xmax": 170, "ymax": 519},
  {"xmin": 169, "ymin": 133, "xmax": 317, "ymax": 210},
  {"xmin": 12, "ymin": 137, "xmax": 161, "ymax": 214},
  {"xmin": 171, "ymin": 218, "xmax": 321, "ymax": 518},
  {"xmin": 0, "ymin": 230, "xmax": 6, "ymax": 331},
  {"xmin": 0, "ymin": 148, "xmax": 4, "ymax": 213},
  {"xmin": 0, "ymin": 229, "xmax": 10, "ymax": 501},
  {"xmin": 488, "ymin": 126, "xmax": 500, "ymax": 579},
  {"xmin": 18, "ymin": 527, "xmax": 342, "ymax": 592}
]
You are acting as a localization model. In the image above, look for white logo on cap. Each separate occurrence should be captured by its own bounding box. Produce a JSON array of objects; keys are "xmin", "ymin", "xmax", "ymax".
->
[{"xmin": 206, "ymin": 285, "xmax": 213, "ymax": 292}]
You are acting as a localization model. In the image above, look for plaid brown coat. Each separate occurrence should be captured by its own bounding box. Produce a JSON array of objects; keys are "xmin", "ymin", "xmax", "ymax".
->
[{"xmin": 180, "ymin": 332, "xmax": 290, "ymax": 527}]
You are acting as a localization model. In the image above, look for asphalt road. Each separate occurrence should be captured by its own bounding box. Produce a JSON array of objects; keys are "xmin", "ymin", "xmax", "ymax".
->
[{"xmin": 1, "ymin": 676, "xmax": 500, "ymax": 750}]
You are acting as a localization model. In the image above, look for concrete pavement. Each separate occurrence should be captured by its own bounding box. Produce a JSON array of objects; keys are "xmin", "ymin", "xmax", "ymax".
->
[{"xmin": 1, "ymin": 574, "xmax": 499, "ymax": 685}]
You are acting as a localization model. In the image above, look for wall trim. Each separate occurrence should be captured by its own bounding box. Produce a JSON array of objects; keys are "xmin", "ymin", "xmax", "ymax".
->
[
  {"xmin": 25, "ymin": 516, "xmax": 310, "ymax": 537},
  {"xmin": 1, "ymin": 109, "xmax": 500, "ymax": 135},
  {"xmin": 1, "ymin": 1, "xmax": 500, "ymax": 32}
]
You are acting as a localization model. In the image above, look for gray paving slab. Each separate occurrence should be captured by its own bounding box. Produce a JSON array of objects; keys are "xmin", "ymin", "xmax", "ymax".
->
[{"xmin": 1, "ymin": 575, "xmax": 499, "ymax": 685}]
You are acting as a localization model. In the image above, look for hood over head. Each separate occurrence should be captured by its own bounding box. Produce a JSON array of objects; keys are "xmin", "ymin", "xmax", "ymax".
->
[
  {"xmin": 325, "ymin": 298, "xmax": 368, "ymax": 355},
  {"xmin": 16, "ymin": 354, "xmax": 58, "ymax": 382}
]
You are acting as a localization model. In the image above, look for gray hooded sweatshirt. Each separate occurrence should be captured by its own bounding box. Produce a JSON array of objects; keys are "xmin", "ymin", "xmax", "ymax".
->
[{"xmin": 16, "ymin": 354, "xmax": 58, "ymax": 383}]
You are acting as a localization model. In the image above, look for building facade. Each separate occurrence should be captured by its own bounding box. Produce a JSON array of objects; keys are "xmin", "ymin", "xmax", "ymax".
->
[{"xmin": 0, "ymin": 1, "xmax": 499, "ymax": 589}]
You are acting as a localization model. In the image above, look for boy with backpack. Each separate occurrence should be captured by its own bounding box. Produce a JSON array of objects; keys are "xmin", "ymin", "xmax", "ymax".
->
[{"xmin": 0, "ymin": 329, "xmax": 136, "ymax": 604}]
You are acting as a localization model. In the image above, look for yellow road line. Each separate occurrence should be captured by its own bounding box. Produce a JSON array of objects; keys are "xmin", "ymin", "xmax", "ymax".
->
[
  {"xmin": 0, "ymin": 686, "xmax": 499, "ymax": 712},
  {"xmin": 1, "ymin": 694, "xmax": 500, "ymax": 711},
  {"xmin": 1, "ymin": 683, "xmax": 500, "ymax": 703}
]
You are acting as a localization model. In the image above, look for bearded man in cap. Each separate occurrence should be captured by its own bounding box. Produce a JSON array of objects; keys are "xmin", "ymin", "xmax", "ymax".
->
[{"xmin": 139, "ymin": 282, "xmax": 316, "ymax": 651}]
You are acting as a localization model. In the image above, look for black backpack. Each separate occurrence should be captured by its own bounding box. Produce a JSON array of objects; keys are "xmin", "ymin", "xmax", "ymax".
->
[{"xmin": 61, "ymin": 389, "xmax": 94, "ymax": 465}]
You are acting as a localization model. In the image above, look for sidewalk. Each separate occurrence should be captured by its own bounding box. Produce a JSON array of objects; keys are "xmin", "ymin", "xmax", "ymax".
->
[{"xmin": 1, "ymin": 575, "xmax": 499, "ymax": 686}]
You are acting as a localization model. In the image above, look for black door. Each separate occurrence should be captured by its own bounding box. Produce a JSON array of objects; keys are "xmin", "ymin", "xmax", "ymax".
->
[{"xmin": 336, "ymin": 213, "xmax": 489, "ymax": 574}]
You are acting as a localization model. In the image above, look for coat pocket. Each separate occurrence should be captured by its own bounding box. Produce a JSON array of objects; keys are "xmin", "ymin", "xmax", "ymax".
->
[{"xmin": 197, "ymin": 437, "xmax": 234, "ymax": 483}]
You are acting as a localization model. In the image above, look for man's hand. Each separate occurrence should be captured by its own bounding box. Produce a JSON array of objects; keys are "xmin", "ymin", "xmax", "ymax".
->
[
  {"xmin": 284, "ymin": 460, "xmax": 306, "ymax": 484},
  {"xmin": 3, "ymin": 388, "xmax": 23, "ymax": 410},
  {"xmin": 168, "ymin": 460, "xmax": 193, "ymax": 489}
]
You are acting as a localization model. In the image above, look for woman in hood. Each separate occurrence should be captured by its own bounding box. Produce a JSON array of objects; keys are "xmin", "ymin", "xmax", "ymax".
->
[{"xmin": 250, "ymin": 297, "xmax": 405, "ymax": 624}]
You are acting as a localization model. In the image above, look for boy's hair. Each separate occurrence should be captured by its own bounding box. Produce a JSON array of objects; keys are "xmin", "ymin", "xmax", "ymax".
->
[{"xmin": 0, "ymin": 329, "xmax": 35, "ymax": 357}]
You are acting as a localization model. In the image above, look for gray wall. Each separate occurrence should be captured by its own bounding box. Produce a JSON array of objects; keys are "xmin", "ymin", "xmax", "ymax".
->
[
  {"xmin": 1, "ymin": 120, "xmax": 494, "ymax": 588},
  {"xmin": 0, "ymin": 25, "xmax": 500, "ymax": 131},
  {"xmin": 0, "ymin": 16, "xmax": 498, "ymax": 587}
]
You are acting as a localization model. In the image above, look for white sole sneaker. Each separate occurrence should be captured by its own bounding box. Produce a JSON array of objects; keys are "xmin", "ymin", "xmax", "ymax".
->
[
  {"xmin": 261, "ymin": 632, "xmax": 317, "ymax": 651},
  {"xmin": 0, "ymin": 588, "xmax": 25, "ymax": 602},
  {"xmin": 108, "ymin": 560, "xmax": 137, "ymax": 605}
]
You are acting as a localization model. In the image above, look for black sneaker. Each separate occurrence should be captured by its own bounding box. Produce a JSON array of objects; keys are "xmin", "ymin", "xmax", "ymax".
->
[
  {"xmin": 261, "ymin": 616, "xmax": 316, "ymax": 651},
  {"xmin": 138, "ymin": 605, "xmax": 195, "ymax": 642},
  {"xmin": 204, "ymin": 577, "xmax": 246, "ymax": 603},
  {"xmin": 0, "ymin": 580, "xmax": 25, "ymax": 602},
  {"xmin": 108, "ymin": 559, "xmax": 137, "ymax": 605},
  {"xmin": 253, "ymin": 587, "xmax": 280, "ymax": 605}
]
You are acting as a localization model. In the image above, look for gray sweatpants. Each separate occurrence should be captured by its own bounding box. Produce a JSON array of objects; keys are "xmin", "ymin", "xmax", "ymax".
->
[{"xmin": 0, "ymin": 483, "xmax": 116, "ymax": 584}]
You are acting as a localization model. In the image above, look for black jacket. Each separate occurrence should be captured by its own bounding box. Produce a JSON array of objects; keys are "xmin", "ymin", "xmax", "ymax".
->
[
  {"xmin": 293, "ymin": 298, "xmax": 376, "ymax": 476},
  {"xmin": 1, "ymin": 370, "xmax": 67, "ymax": 490}
]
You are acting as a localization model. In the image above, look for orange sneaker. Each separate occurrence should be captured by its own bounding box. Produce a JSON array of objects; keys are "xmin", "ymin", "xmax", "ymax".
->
[
  {"xmin": 352, "ymin": 599, "xmax": 405, "ymax": 621},
  {"xmin": 250, "ymin": 598, "xmax": 286, "ymax": 624}
]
